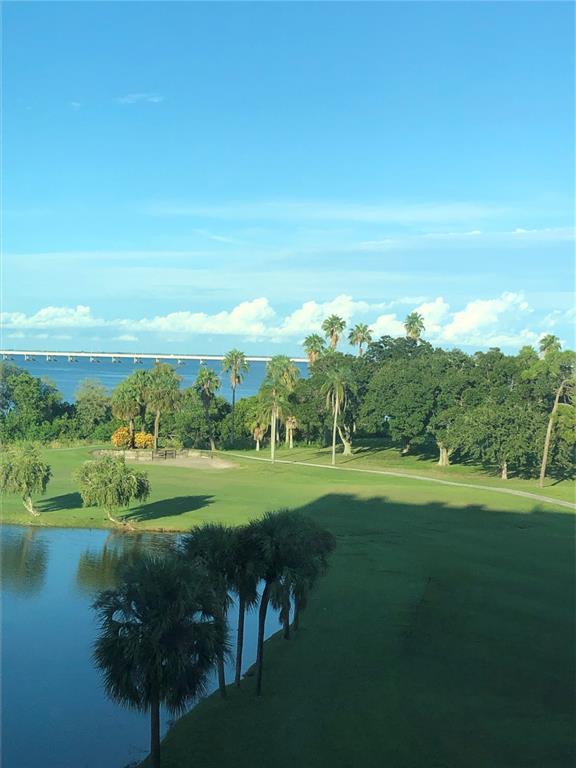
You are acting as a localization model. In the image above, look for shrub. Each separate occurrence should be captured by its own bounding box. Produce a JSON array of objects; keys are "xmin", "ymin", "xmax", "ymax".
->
[
  {"xmin": 134, "ymin": 432, "xmax": 154, "ymax": 449},
  {"xmin": 111, "ymin": 427, "xmax": 131, "ymax": 449}
]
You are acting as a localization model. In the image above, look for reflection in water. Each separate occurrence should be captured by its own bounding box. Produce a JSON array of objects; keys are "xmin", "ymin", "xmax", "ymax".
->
[
  {"xmin": 76, "ymin": 531, "xmax": 175, "ymax": 594},
  {"xmin": 1, "ymin": 527, "xmax": 49, "ymax": 596}
]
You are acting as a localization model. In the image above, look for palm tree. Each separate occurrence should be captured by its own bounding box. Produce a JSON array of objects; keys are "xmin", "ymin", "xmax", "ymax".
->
[
  {"xmin": 92, "ymin": 555, "xmax": 225, "ymax": 768},
  {"xmin": 0, "ymin": 443, "xmax": 51, "ymax": 517},
  {"xmin": 321, "ymin": 364, "xmax": 353, "ymax": 466},
  {"xmin": 259, "ymin": 356, "xmax": 300, "ymax": 463},
  {"xmin": 303, "ymin": 334, "xmax": 326, "ymax": 364},
  {"xmin": 348, "ymin": 323, "xmax": 373, "ymax": 356},
  {"xmin": 111, "ymin": 381, "xmax": 141, "ymax": 447},
  {"xmin": 285, "ymin": 415, "xmax": 298, "ymax": 448},
  {"xmin": 322, "ymin": 315, "xmax": 346, "ymax": 349},
  {"xmin": 539, "ymin": 334, "xmax": 561, "ymax": 358},
  {"xmin": 222, "ymin": 350, "xmax": 249, "ymax": 446},
  {"xmin": 229, "ymin": 526, "xmax": 262, "ymax": 687},
  {"xmin": 404, "ymin": 311, "xmax": 425, "ymax": 340},
  {"xmin": 146, "ymin": 364, "xmax": 182, "ymax": 450},
  {"xmin": 181, "ymin": 524, "xmax": 236, "ymax": 698},
  {"xmin": 245, "ymin": 510, "xmax": 307, "ymax": 695},
  {"xmin": 194, "ymin": 366, "xmax": 221, "ymax": 451},
  {"xmin": 251, "ymin": 421, "xmax": 265, "ymax": 451}
]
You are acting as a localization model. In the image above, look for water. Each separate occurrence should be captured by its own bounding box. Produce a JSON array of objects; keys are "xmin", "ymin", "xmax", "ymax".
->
[
  {"xmin": 1, "ymin": 525, "xmax": 281, "ymax": 768},
  {"xmin": 5, "ymin": 356, "xmax": 309, "ymax": 403}
]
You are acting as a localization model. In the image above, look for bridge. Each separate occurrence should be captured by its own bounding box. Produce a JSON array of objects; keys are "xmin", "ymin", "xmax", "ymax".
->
[{"xmin": 0, "ymin": 349, "xmax": 308, "ymax": 365}]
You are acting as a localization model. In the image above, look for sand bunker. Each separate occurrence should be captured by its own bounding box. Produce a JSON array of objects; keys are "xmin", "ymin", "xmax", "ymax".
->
[{"xmin": 125, "ymin": 453, "xmax": 236, "ymax": 470}]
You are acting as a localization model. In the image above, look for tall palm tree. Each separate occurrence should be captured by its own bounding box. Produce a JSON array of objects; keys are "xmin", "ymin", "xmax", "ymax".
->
[
  {"xmin": 92, "ymin": 556, "xmax": 224, "ymax": 768},
  {"xmin": 222, "ymin": 349, "xmax": 249, "ymax": 446},
  {"xmin": 194, "ymin": 366, "xmax": 221, "ymax": 451},
  {"xmin": 539, "ymin": 334, "xmax": 561, "ymax": 358},
  {"xmin": 322, "ymin": 315, "xmax": 346, "ymax": 349},
  {"xmin": 285, "ymin": 415, "xmax": 298, "ymax": 448},
  {"xmin": 404, "ymin": 311, "xmax": 425, "ymax": 340},
  {"xmin": 303, "ymin": 334, "xmax": 326, "ymax": 364},
  {"xmin": 228, "ymin": 526, "xmax": 262, "ymax": 687},
  {"xmin": 259, "ymin": 356, "xmax": 299, "ymax": 463},
  {"xmin": 146, "ymin": 364, "xmax": 182, "ymax": 450},
  {"xmin": 111, "ymin": 382, "xmax": 140, "ymax": 447},
  {"xmin": 251, "ymin": 420, "xmax": 265, "ymax": 451},
  {"xmin": 182, "ymin": 524, "xmax": 236, "ymax": 698},
  {"xmin": 348, "ymin": 323, "xmax": 373, "ymax": 356},
  {"xmin": 245, "ymin": 510, "xmax": 307, "ymax": 695},
  {"xmin": 321, "ymin": 364, "xmax": 353, "ymax": 466}
]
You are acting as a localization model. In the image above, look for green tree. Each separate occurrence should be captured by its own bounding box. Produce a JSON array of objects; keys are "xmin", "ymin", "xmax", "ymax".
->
[
  {"xmin": 539, "ymin": 334, "xmax": 562, "ymax": 358},
  {"xmin": 222, "ymin": 349, "xmax": 249, "ymax": 446},
  {"xmin": 93, "ymin": 555, "xmax": 225, "ymax": 768},
  {"xmin": 348, "ymin": 323, "xmax": 372, "ymax": 356},
  {"xmin": 194, "ymin": 367, "xmax": 221, "ymax": 451},
  {"xmin": 321, "ymin": 362, "xmax": 354, "ymax": 464},
  {"xmin": 259, "ymin": 356, "xmax": 300, "ymax": 462},
  {"xmin": 322, "ymin": 315, "xmax": 346, "ymax": 349},
  {"xmin": 76, "ymin": 455, "xmax": 150, "ymax": 524},
  {"xmin": 0, "ymin": 364, "xmax": 69, "ymax": 442},
  {"xmin": 111, "ymin": 379, "xmax": 142, "ymax": 447},
  {"xmin": 182, "ymin": 523, "xmax": 236, "ymax": 698},
  {"xmin": 75, "ymin": 379, "xmax": 111, "ymax": 437},
  {"xmin": 0, "ymin": 443, "xmax": 51, "ymax": 516},
  {"xmin": 146, "ymin": 364, "xmax": 182, "ymax": 450},
  {"xmin": 404, "ymin": 311, "xmax": 425, "ymax": 340},
  {"xmin": 303, "ymin": 334, "xmax": 326, "ymax": 364}
]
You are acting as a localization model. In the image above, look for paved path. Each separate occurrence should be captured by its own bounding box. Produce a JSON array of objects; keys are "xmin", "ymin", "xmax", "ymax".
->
[{"xmin": 221, "ymin": 452, "xmax": 576, "ymax": 511}]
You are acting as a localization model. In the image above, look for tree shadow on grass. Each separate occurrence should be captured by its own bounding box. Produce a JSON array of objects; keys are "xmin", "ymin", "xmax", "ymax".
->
[
  {"xmin": 122, "ymin": 495, "xmax": 214, "ymax": 523},
  {"xmin": 38, "ymin": 492, "xmax": 83, "ymax": 512}
]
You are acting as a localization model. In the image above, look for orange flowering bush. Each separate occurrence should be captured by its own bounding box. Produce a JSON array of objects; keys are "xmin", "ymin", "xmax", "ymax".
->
[
  {"xmin": 134, "ymin": 432, "xmax": 154, "ymax": 449},
  {"xmin": 111, "ymin": 427, "xmax": 131, "ymax": 449}
]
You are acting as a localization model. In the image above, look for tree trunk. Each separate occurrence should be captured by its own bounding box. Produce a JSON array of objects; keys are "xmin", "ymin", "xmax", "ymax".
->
[
  {"xmin": 23, "ymin": 495, "xmax": 40, "ymax": 517},
  {"xmin": 271, "ymin": 413, "xmax": 276, "ymax": 464},
  {"xmin": 129, "ymin": 418, "xmax": 135, "ymax": 448},
  {"xmin": 331, "ymin": 395, "xmax": 339, "ymax": 466},
  {"xmin": 437, "ymin": 445, "xmax": 450, "ymax": 467},
  {"xmin": 150, "ymin": 694, "xmax": 161, "ymax": 768},
  {"xmin": 256, "ymin": 582, "xmax": 270, "ymax": 696},
  {"xmin": 231, "ymin": 385, "xmax": 236, "ymax": 446},
  {"xmin": 292, "ymin": 597, "xmax": 300, "ymax": 631},
  {"xmin": 235, "ymin": 594, "xmax": 246, "ymax": 687},
  {"xmin": 256, "ymin": 439, "xmax": 260, "ymax": 451},
  {"xmin": 106, "ymin": 508, "xmax": 121, "ymax": 525},
  {"xmin": 289, "ymin": 429, "xmax": 293, "ymax": 450},
  {"xmin": 217, "ymin": 654, "xmax": 227, "ymax": 698},
  {"xmin": 153, "ymin": 411, "xmax": 160, "ymax": 450},
  {"xmin": 337, "ymin": 425, "xmax": 352, "ymax": 456},
  {"xmin": 539, "ymin": 380, "xmax": 566, "ymax": 488},
  {"xmin": 501, "ymin": 460, "xmax": 508, "ymax": 480}
]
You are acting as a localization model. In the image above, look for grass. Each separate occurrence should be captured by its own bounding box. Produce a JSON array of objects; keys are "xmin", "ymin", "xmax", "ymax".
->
[{"xmin": 2, "ymin": 447, "xmax": 575, "ymax": 766}]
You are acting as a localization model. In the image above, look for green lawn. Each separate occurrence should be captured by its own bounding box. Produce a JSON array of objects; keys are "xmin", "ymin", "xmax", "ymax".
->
[{"xmin": 2, "ymin": 447, "xmax": 574, "ymax": 767}]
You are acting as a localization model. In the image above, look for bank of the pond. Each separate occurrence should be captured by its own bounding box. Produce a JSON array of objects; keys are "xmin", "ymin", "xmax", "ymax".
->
[
  {"xmin": 1, "ymin": 446, "xmax": 573, "ymax": 532},
  {"xmin": 145, "ymin": 489, "xmax": 576, "ymax": 768}
]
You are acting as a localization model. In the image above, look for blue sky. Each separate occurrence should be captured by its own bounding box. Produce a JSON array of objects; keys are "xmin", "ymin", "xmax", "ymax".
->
[{"xmin": 2, "ymin": 1, "xmax": 574, "ymax": 355}]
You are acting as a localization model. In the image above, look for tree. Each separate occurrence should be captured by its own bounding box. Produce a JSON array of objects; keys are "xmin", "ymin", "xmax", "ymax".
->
[
  {"xmin": 259, "ymin": 356, "xmax": 300, "ymax": 463},
  {"xmin": 322, "ymin": 315, "xmax": 346, "ymax": 349},
  {"xmin": 111, "ymin": 379, "xmax": 142, "ymax": 447},
  {"xmin": 0, "ymin": 443, "xmax": 51, "ymax": 516},
  {"xmin": 228, "ymin": 526, "xmax": 262, "ymax": 687},
  {"xmin": 539, "ymin": 334, "xmax": 561, "ymax": 358},
  {"xmin": 75, "ymin": 379, "xmax": 111, "ymax": 437},
  {"xmin": 181, "ymin": 524, "xmax": 236, "ymax": 698},
  {"xmin": 404, "ymin": 311, "xmax": 425, "ymax": 340},
  {"xmin": 348, "ymin": 323, "xmax": 372, "ymax": 356},
  {"xmin": 146, "ymin": 364, "xmax": 182, "ymax": 450},
  {"xmin": 321, "ymin": 362, "xmax": 354, "ymax": 465},
  {"xmin": 222, "ymin": 350, "xmax": 249, "ymax": 446},
  {"xmin": 252, "ymin": 420, "xmax": 266, "ymax": 451},
  {"xmin": 539, "ymin": 375, "xmax": 574, "ymax": 487},
  {"xmin": 303, "ymin": 334, "xmax": 326, "ymax": 364},
  {"xmin": 93, "ymin": 555, "xmax": 225, "ymax": 768},
  {"xmin": 284, "ymin": 415, "xmax": 298, "ymax": 448},
  {"xmin": 76, "ymin": 455, "xmax": 150, "ymax": 524},
  {"xmin": 245, "ymin": 511, "xmax": 309, "ymax": 695},
  {"xmin": 1, "ymin": 527, "xmax": 48, "ymax": 595},
  {"xmin": 194, "ymin": 367, "xmax": 221, "ymax": 451}
]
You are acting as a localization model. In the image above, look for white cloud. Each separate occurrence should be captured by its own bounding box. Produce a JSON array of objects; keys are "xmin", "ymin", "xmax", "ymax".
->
[
  {"xmin": 68, "ymin": 101, "xmax": 81, "ymax": 111},
  {"xmin": 414, "ymin": 297, "xmax": 451, "ymax": 335},
  {"xmin": 115, "ymin": 93, "xmax": 164, "ymax": 105},
  {"xmin": 113, "ymin": 334, "xmax": 139, "ymax": 342},
  {"xmin": 1, "ymin": 305, "xmax": 101, "ymax": 329},
  {"xmin": 440, "ymin": 292, "xmax": 531, "ymax": 343},
  {"xmin": 371, "ymin": 313, "xmax": 406, "ymax": 337}
]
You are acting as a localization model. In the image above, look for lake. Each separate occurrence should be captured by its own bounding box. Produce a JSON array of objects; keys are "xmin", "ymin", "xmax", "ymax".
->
[
  {"xmin": 6, "ymin": 356, "xmax": 309, "ymax": 402},
  {"xmin": 1, "ymin": 524, "xmax": 280, "ymax": 768}
]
